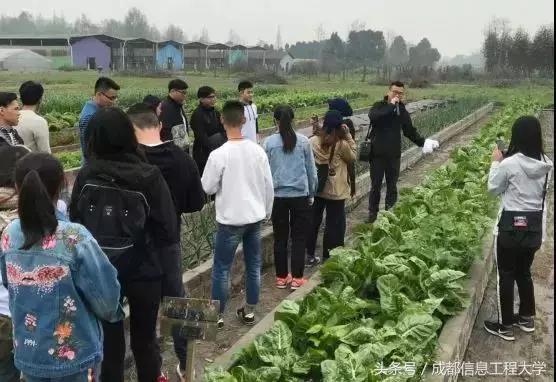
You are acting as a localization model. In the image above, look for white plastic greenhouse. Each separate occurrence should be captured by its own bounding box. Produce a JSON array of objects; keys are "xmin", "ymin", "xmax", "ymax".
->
[{"xmin": 0, "ymin": 49, "xmax": 52, "ymax": 71}]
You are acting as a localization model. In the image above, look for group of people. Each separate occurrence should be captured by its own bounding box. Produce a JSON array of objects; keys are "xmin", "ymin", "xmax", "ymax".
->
[{"xmin": 0, "ymin": 75, "xmax": 552, "ymax": 382}]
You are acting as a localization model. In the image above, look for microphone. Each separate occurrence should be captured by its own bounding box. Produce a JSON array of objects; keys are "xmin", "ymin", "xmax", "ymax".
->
[{"xmin": 395, "ymin": 102, "xmax": 400, "ymax": 116}]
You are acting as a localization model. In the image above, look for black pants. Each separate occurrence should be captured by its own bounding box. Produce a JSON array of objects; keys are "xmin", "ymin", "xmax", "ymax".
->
[
  {"xmin": 168, "ymin": 245, "xmax": 188, "ymax": 372},
  {"xmin": 368, "ymin": 156, "xmax": 401, "ymax": 216},
  {"xmin": 496, "ymin": 231, "xmax": 541, "ymax": 326},
  {"xmin": 307, "ymin": 197, "xmax": 346, "ymax": 260},
  {"xmin": 101, "ymin": 280, "xmax": 162, "ymax": 382},
  {"xmin": 271, "ymin": 196, "xmax": 311, "ymax": 278}
]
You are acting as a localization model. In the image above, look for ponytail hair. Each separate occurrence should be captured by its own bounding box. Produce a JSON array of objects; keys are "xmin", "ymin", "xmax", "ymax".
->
[
  {"xmin": 274, "ymin": 105, "xmax": 297, "ymax": 153},
  {"xmin": 15, "ymin": 154, "xmax": 64, "ymax": 250}
]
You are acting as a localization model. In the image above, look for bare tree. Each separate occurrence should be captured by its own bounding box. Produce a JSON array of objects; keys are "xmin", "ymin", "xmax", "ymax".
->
[
  {"xmin": 199, "ymin": 27, "xmax": 210, "ymax": 43},
  {"xmin": 349, "ymin": 19, "xmax": 366, "ymax": 33},
  {"xmin": 228, "ymin": 29, "xmax": 243, "ymax": 45},
  {"xmin": 123, "ymin": 7, "xmax": 150, "ymax": 38},
  {"xmin": 73, "ymin": 14, "xmax": 99, "ymax": 35},
  {"xmin": 316, "ymin": 23, "xmax": 326, "ymax": 41},
  {"xmin": 164, "ymin": 24, "xmax": 186, "ymax": 42},
  {"xmin": 384, "ymin": 29, "xmax": 397, "ymax": 47},
  {"xmin": 275, "ymin": 26, "xmax": 283, "ymax": 50}
]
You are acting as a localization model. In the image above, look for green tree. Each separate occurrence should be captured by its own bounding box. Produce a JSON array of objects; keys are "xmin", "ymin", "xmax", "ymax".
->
[
  {"xmin": 482, "ymin": 30, "xmax": 498, "ymax": 73},
  {"xmin": 408, "ymin": 38, "xmax": 441, "ymax": 69},
  {"xmin": 388, "ymin": 35, "xmax": 409, "ymax": 67},
  {"xmin": 320, "ymin": 32, "xmax": 345, "ymax": 80},
  {"xmin": 531, "ymin": 24, "xmax": 554, "ymax": 77},
  {"xmin": 509, "ymin": 28, "xmax": 531, "ymax": 77},
  {"xmin": 346, "ymin": 29, "xmax": 386, "ymax": 82}
]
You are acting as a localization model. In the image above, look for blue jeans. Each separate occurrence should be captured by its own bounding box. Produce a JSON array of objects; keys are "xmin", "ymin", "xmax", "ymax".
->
[
  {"xmin": 23, "ymin": 364, "xmax": 100, "ymax": 381},
  {"xmin": 211, "ymin": 222, "xmax": 262, "ymax": 314}
]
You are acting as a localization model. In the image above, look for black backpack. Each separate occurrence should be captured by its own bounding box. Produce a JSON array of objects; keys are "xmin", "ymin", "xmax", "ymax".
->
[{"xmin": 74, "ymin": 174, "xmax": 150, "ymax": 277}]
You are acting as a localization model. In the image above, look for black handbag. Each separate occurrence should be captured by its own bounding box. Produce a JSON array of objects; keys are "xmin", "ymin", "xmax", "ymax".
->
[
  {"xmin": 498, "ymin": 171, "xmax": 549, "ymax": 233},
  {"xmin": 358, "ymin": 122, "xmax": 373, "ymax": 162},
  {"xmin": 316, "ymin": 143, "xmax": 336, "ymax": 193}
]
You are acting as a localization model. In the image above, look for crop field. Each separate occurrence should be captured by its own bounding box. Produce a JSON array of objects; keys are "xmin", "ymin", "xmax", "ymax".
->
[{"xmin": 0, "ymin": 71, "xmax": 553, "ymax": 151}]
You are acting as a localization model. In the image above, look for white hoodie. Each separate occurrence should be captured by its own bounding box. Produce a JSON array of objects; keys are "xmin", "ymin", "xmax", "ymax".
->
[{"xmin": 489, "ymin": 153, "xmax": 553, "ymax": 241}]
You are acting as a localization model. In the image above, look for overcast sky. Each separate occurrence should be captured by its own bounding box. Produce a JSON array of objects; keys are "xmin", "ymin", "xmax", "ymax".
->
[{"xmin": 3, "ymin": 0, "xmax": 554, "ymax": 57}]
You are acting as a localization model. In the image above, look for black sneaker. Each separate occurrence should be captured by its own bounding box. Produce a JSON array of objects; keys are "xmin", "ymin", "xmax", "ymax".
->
[
  {"xmin": 483, "ymin": 320, "xmax": 515, "ymax": 341},
  {"xmin": 367, "ymin": 213, "xmax": 378, "ymax": 224},
  {"xmin": 305, "ymin": 256, "xmax": 321, "ymax": 268},
  {"xmin": 217, "ymin": 315, "xmax": 224, "ymax": 330},
  {"xmin": 513, "ymin": 315, "xmax": 535, "ymax": 333},
  {"xmin": 236, "ymin": 307, "xmax": 256, "ymax": 326}
]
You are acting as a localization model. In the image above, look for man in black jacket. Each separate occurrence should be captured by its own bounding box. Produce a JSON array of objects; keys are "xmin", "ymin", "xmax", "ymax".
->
[
  {"xmin": 367, "ymin": 81, "xmax": 438, "ymax": 223},
  {"xmin": 129, "ymin": 103, "xmax": 205, "ymax": 230},
  {"xmin": 190, "ymin": 86, "xmax": 227, "ymax": 176},
  {"xmin": 0, "ymin": 93, "xmax": 24, "ymax": 148},
  {"xmin": 160, "ymin": 79, "xmax": 190, "ymax": 151},
  {"xmin": 128, "ymin": 103, "xmax": 205, "ymax": 380}
]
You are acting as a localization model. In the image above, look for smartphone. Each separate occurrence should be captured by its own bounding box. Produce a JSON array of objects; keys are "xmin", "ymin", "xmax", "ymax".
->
[{"xmin": 496, "ymin": 139, "xmax": 507, "ymax": 152}]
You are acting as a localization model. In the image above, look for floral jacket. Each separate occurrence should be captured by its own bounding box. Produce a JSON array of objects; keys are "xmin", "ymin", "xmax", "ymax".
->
[{"xmin": 0, "ymin": 211, "xmax": 123, "ymax": 378}]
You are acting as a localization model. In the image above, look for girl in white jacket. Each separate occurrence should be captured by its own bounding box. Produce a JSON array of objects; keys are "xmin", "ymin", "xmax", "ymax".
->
[{"xmin": 485, "ymin": 115, "xmax": 553, "ymax": 341}]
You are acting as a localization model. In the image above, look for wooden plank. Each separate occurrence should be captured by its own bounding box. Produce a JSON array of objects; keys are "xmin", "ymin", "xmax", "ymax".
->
[
  {"xmin": 185, "ymin": 342, "xmax": 196, "ymax": 381},
  {"xmin": 161, "ymin": 296, "xmax": 220, "ymax": 322},
  {"xmin": 51, "ymin": 143, "xmax": 80, "ymax": 153},
  {"xmin": 160, "ymin": 317, "xmax": 218, "ymax": 341}
]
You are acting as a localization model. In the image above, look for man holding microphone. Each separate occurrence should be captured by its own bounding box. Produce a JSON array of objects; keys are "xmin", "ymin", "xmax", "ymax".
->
[{"xmin": 367, "ymin": 81, "xmax": 439, "ymax": 223}]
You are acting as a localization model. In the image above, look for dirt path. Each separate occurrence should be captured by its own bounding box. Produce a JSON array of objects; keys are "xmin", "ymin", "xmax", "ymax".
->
[
  {"xmin": 124, "ymin": 112, "xmax": 494, "ymax": 382},
  {"xmin": 461, "ymin": 111, "xmax": 554, "ymax": 382}
]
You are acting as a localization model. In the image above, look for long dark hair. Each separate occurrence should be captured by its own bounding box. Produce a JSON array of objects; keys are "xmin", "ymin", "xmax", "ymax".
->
[
  {"xmin": 506, "ymin": 116, "xmax": 544, "ymax": 160},
  {"xmin": 88, "ymin": 107, "xmax": 141, "ymax": 159},
  {"xmin": 274, "ymin": 105, "xmax": 297, "ymax": 153},
  {"xmin": 15, "ymin": 153, "xmax": 64, "ymax": 250}
]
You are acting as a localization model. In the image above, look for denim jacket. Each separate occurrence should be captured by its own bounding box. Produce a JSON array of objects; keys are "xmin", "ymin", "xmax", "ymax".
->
[
  {"xmin": 264, "ymin": 133, "xmax": 317, "ymax": 198},
  {"xmin": 0, "ymin": 211, "xmax": 123, "ymax": 378}
]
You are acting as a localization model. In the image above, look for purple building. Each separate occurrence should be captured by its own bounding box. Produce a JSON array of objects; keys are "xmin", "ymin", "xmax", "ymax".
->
[{"xmin": 70, "ymin": 34, "xmax": 122, "ymax": 70}]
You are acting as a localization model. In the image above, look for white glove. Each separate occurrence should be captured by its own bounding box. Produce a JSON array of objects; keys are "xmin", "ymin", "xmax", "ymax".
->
[{"xmin": 422, "ymin": 139, "xmax": 439, "ymax": 154}]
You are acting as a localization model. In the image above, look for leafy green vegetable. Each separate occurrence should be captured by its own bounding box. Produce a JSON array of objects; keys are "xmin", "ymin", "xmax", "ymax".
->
[{"xmin": 204, "ymin": 99, "xmax": 542, "ymax": 382}]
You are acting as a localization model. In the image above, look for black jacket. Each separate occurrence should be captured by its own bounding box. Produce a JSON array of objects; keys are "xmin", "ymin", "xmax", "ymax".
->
[
  {"xmin": 368, "ymin": 97, "xmax": 424, "ymax": 158},
  {"xmin": 190, "ymin": 104, "xmax": 226, "ymax": 175},
  {"xmin": 141, "ymin": 141, "xmax": 205, "ymax": 226},
  {"xmin": 68, "ymin": 153, "xmax": 182, "ymax": 295},
  {"xmin": 0, "ymin": 127, "xmax": 24, "ymax": 148},
  {"xmin": 160, "ymin": 96, "xmax": 188, "ymax": 142}
]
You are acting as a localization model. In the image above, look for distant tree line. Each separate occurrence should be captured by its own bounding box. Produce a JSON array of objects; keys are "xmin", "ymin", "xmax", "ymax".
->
[
  {"xmin": 288, "ymin": 29, "xmax": 442, "ymax": 82},
  {"xmin": 0, "ymin": 8, "xmax": 193, "ymax": 43},
  {"xmin": 482, "ymin": 18, "xmax": 554, "ymax": 78}
]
